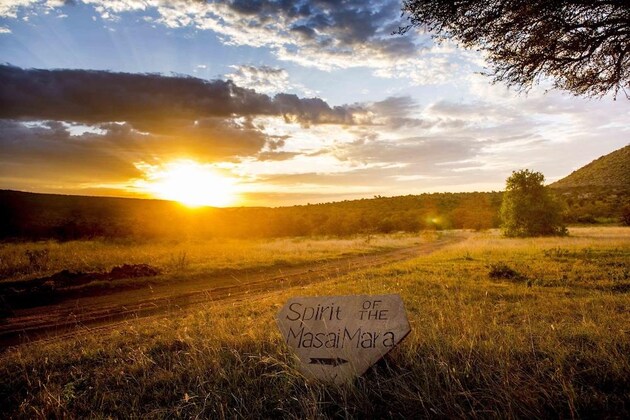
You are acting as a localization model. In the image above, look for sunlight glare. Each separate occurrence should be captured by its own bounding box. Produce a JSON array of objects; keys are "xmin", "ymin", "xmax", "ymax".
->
[{"xmin": 140, "ymin": 160, "xmax": 238, "ymax": 207}]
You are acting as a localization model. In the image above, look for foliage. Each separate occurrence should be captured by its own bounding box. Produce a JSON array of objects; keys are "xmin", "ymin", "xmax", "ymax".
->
[
  {"xmin": 400, "ymin": 0, "xmax": 630, "ymax": 98},
  {"xmin": 500, "ymin": 169, "xmax": 567, "ymax": 237}
]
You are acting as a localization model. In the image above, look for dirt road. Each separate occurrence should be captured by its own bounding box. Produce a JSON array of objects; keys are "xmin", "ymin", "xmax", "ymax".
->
[{"xmin": 0, "ymin": 233, "xmax": 466, "ymax": 348}]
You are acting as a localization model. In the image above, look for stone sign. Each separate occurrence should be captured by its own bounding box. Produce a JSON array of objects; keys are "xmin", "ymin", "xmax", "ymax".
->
[{"xmin": 276, "ymin": 294, "xmax": 410, "ymax": 383}]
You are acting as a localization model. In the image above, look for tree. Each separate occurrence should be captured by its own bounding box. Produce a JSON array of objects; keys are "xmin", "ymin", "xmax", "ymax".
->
[
  {"xmin": 399, "ymin": 1, "xmax": 630, "ymax": 99},
  {"xmin": 500, "ymin": 169, "xmax": 567, "ymax": 237}
]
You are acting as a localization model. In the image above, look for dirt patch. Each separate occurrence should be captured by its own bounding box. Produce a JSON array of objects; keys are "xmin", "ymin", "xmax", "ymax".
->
[
  {"xmin": 110, "ymin": 264, "xmax": 161, "ymax": 279},
  {"xmin": 0, "ymin": 264, "xmax": 162, "ymax": 312}
]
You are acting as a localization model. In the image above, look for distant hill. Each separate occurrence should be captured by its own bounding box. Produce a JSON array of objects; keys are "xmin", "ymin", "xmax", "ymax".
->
[
  {"xmin": 551, "ymin": 145, "xmax": 630, "ymax": 188},
  {"xmin": 548, "ymin": 144, "xmax": 630, "ymax": 224}
]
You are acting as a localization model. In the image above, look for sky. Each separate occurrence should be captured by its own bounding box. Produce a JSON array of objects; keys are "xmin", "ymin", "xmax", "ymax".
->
[{"xmin": 0, "ymin": 0, "xmax": 628, "ymax": 207}]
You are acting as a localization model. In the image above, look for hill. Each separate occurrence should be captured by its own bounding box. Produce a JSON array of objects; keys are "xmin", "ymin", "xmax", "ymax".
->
[
  {"xmin": 547, "ymin": 145, "xmax": 630, "ymax": 224},
  {"xmin": 551, "ymin": 144, "xmax": 630, "ymax": 188}
]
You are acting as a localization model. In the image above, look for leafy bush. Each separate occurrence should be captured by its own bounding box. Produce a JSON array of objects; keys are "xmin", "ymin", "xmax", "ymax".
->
[{"xmin": 500, "ymin": 170, "xmax": 567, "ymax": 237}]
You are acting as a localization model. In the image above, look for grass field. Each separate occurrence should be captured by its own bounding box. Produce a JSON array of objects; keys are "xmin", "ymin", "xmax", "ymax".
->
[
  {"xmin": 0, "ymin": 233, "xmax": 426, "ymax": 282},
  {"xmin": 1, "ymin": 227, "xmax": 629, "ymax": 418}
]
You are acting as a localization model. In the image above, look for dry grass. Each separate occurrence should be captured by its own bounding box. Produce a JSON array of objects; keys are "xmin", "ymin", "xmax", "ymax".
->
[
  {"xmin": 0, "ymin": 233, "xmax": 425, "ymax": 282},
  {"xmin": 1, "ymin": 227, "xmax": 629, "ymax": 418}
]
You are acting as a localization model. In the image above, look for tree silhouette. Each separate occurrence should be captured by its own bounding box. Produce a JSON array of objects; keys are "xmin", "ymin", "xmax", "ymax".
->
[{"xmin": 400, "ymin": 0, "xmax": 629, "ymax": 99}]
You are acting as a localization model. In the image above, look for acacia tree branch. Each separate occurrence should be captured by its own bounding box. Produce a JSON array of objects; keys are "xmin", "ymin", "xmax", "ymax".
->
[{"xmin": 399, "ymin": 0, "xmax": 630, "ymax": 98}]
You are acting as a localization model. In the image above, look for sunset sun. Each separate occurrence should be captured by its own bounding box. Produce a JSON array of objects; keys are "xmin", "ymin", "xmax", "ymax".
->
[{"xmin": 140, "ymin": 160, "xmax": 238, "ymax": 207}]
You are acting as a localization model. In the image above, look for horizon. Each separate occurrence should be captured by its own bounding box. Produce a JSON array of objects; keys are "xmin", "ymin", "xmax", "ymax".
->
[
  {"xmin": 1, "ymin": 1, "xmax": 628, "ymax": 207},
  {"xmin": 2, "ymin": 141, "xmax": 623, "ymax": 209},
  {"xmin": 1, "ymin": 185, "xmax": 505, "ymax": 209}
]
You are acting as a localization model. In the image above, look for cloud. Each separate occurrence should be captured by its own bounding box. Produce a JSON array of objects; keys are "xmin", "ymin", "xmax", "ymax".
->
[
  {"xmin": 256, "ymin": 151, "xmax": 299, "ymax": 161},
  {"xmin": 365, "ymin": 96, "xmax": 437, "ymax": 129},
  {"xmin": 0, "ymin": 1, "xmax": 475, "ymax": 85},
  {"xmin": 330, "ymin": 135, "xmax": 483, "ymax": 168},
  {"xmin": 0, "ymin": 0, "xmax": 68, "ymax": 21},
  {"xmin": 0, "ymin": 115, "xmax": 286, "ymax": 196},
  {"xmin": 341, "ymin": 95, "xmax": 442, "ymax": 132},
  {"xmin": 0, "ymin": 65, "xmax": 304, "ymax": 172},
  {"xmin": 0, "ymin": 0, "xmax": 37, "ymax": 19},
  {"xmin": 171, "ymin": 0, "xmax": 475, "ymax": 84},
  {"xmin": 370, "ymin": 96, "xmax": 418, "ymax": 117},
  {"xmin": 0, "ymin": 65, "xmax": 360, "ymax": 126},
  {"xmin": 1, "ymin": 66, "xmax": 430, "ymax": 198},
  {"xmin": 124, "ymin": 118, "xmax": 271, "ymax": 160},
  {"xmin": 225, "ymin": 64, "xmax": 317, "ymax": 96},
  {"xmin": 0, "ymin": 119, "xmax": 142, "ymax": 185},
  {"xmin": 226, "ymin": 65, "xmax": 290, "ymax": 94},
  {"xmin": 0, "ymin": 117, "xmax": 276, "ymax": 164}
]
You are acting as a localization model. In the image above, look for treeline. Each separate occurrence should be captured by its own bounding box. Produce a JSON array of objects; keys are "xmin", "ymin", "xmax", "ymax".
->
[
  {"xmin": 0, "ymin": 187, "xmax": 626, "ymax": 241},
  {"xmin": 217, "ymin": 192, "xmax": 502, "ymax": 237},
  {"xmin": 0, "ymin": 190, "xmax": 501, "ymax": 240}
]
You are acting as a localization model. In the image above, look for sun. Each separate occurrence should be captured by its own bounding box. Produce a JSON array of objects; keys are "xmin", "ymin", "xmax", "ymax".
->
[{"xmin": 140, "ymin": 160, "xmax": 238, "ymax": 207}]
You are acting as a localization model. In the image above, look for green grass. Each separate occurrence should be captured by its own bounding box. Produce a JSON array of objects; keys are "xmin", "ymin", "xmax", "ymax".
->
[{"xmin": 1, "ymin": 227, "xmax": 629, "ymax": 418}]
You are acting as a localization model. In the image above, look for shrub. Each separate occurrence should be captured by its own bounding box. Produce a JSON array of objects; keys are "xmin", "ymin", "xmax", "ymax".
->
[{"xmin": 500, "ymin": 170, "xmax": 567, "ymax": 237}]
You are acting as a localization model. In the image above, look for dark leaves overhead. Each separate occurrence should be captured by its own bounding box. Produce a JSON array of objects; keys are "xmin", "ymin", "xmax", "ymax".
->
[{"xmin": 400, "ymin": 0, "xmax": 630, "ymax": 98}]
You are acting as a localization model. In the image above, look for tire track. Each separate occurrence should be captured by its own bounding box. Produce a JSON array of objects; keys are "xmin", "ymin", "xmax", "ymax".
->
[{"xmin": 0, "ymin": 233, "xmax": 466, "ymax": 348}]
